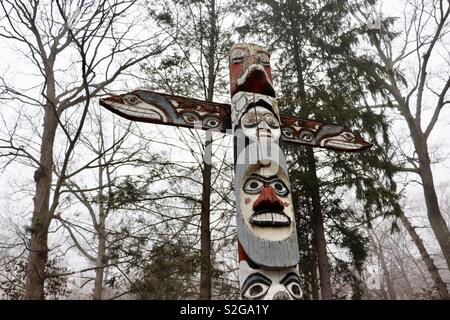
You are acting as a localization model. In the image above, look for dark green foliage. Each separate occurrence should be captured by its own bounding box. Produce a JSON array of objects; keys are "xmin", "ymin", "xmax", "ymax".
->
[
  {"xmin": 316, "ymin": 197, "xmax": 369, "ymax": 271},
  {"xmin": 332, "ymin": 257, "xmax": 365, "ymax": 299},
  {"xmin": 140, "ymin": 0, "xmax": 238, "ymax": 299},
  {"xmin": 129, "ymin": 240, "xmax": 200, "ymax": 299},
  {"xmin": 106, "ymin": 176, "xmax": 151, "ymax": 210},
  {"xmin": 0, "ymin": 257, "xmax": 70, "ymax": 299},
  {"xmin": 236, "ymin": 0, "xmax": 399, "ymax": 298},
  {"xmin": 292, "ymin": 184, "xmax": 316, "ymax": 299}
]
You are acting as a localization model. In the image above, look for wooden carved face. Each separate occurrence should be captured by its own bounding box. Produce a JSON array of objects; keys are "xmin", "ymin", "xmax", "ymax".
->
[
  {"xmin": 239, "ymin": 260, "xmax": 302, "ymax": 300},
  {"xmin": 241, "ymin": 106, "xmax": 281, "ymax": 142},
  {"xmin": 240, "ymin": 162, "xmax": 295, "ymax": 241},
  {"xmin": 229, "ymin": 43, "xmax": 275, "ymax": 97}
]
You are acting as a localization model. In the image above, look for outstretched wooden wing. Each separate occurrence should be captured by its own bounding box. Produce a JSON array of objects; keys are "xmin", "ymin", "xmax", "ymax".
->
[
  {"xmin": 99, "ymin": 90, "xmax": 231, "ymax": 133},
  {"xmin": 279, "ymin": 115, "xmax": 372, "ymax": 151},
  {"xmin": 100, "ymin": 90, "xmax": 371, "ymax": 151}
]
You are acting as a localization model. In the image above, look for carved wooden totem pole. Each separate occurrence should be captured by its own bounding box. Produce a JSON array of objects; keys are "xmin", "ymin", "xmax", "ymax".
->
[{"xmin": 99, "ymin": 43, "xmax": 371, "ymax": 300}]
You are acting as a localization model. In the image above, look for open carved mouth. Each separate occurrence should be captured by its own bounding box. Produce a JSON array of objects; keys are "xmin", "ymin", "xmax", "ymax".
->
[
  {"xmin": 250, "ymin": 210, "xmax": 291, "ymax": 226},
  {"xmin": 236, "ymin": 65, "xmax": 275, "ymax": 97},
  {"xmin": 257, "ymin": 129, "xmax": 272, "ymax": 138}
]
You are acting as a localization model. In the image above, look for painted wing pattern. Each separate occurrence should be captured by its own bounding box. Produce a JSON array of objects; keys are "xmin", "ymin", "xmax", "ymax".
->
[
  {"xmin": 279, "ymin": 115, "xmax": 372, "ymax": 151},
  {"xmin": 100, "ymin": 90, "xmax": 371, "ymax": 152},
  {"xmin": 99, "ymin": 90, "xmax": 231, "ymax": 133}
]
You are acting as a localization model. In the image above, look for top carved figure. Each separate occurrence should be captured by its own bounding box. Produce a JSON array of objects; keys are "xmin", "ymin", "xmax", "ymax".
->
[{"xmin": 229, "ymin": 44, "xmax": 275, "ymax": 98}]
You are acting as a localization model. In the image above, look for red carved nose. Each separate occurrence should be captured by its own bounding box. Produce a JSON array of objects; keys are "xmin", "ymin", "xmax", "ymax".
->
[{"xmin": 252, "ymin": 186, "xmax": 284, "ymax": 212}]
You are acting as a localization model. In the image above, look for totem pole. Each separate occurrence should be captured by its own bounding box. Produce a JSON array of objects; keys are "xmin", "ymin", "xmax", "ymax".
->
[{"xmin": 99, "ymin": 43, "xmax": 371, "ymax": 300}]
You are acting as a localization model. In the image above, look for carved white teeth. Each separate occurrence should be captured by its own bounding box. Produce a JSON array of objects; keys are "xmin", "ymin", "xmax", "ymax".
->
[
  {"xmin": 250, "ymin": 213, "xmax": 290, "ymax": 226},
  {"xmin": 273, "ymin": 214, "xmax": 285, "ymax": 223}
]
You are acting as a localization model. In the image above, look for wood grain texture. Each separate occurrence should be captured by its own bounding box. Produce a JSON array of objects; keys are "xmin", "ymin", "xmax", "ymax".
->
[
  {"xmin": 100, "ymin": 90, "xmax": 371, "ymax": 151},
  {"xmin": 233, "ymin": 114, "xmax": 299, "ymax": 269},
  {"xmin": 100, "ymin": 90, "xmax": 231, "ymax": 132}
]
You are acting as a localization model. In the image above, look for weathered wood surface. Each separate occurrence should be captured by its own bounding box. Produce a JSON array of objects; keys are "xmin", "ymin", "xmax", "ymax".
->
[
  {"xmin": 100, "ymin": 90, "xmax": 231, "ymax": 132},
  {"xmin": 100, "ymin": 90, "xmax": 371, "ymax": 151},
  {"xmin": 98, "ymin": 42, "xmax": 373, "ymax": 300}
]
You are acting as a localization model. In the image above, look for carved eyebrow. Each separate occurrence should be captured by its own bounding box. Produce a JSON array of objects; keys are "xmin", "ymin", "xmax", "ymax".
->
[
  {"xmin": 280, "ymin": 272, "xmax": 301, "ymax": 285},
  {"xmin": 244, "ymin": 99, "xmax": 273, "ymax": 111},
  {"xmin": 247, "ymin": 174, "xmax": 289, "ymax": 191},
  {"xmin": 232, "ymin": 47, "xmax": 249, "ymax": 54},
  {"xmin": 248, "ymin": 174, "xmax": 279, "ymax": 182},
  {"xmin": 241, "ymin": 272, "xmax": 272, "ymax": 293}
]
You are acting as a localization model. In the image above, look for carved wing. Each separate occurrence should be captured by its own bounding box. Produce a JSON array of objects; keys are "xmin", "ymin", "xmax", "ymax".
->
[
  {"xmin": 279, "ymin": 115, "xmax": 372, "ymax": 151},
  {"xmin": 99, "ymin": 90, "xmax": 371, "ymax": 151},
  {"xmin": 99, "ymin": 90, "xmax": 231, "ymax": 133}
]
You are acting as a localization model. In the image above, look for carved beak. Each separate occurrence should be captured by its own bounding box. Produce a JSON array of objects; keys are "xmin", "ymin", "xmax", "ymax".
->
[{"xmin": 99, "ymin": 95, "xmax": 124, "ymax": 106}]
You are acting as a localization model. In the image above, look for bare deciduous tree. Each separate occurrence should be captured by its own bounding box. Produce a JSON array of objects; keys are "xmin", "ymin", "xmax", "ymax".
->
[
  {"xmin": 0, "ymin": 0, "xmax": 171, "ymax": 299},
  {"xmin": 143, "ymin": 0, "xmax": 234, "ymax": 299},
  {"xmin": 360, "ymin": 0, "xmax": 450, "ymax": 272}
]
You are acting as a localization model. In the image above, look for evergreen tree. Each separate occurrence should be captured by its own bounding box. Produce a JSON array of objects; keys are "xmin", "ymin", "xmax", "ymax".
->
[{"xmin": 235, "ymin": 0, "xmax": 398, "ymax": 299}]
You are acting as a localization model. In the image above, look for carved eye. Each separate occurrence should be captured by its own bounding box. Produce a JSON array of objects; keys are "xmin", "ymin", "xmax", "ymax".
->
[
  {"xmin": 281, "ymin": 272, "xmax": 302, "ymax": 300},
  {"xmin": 302, "ymin": 134, "xmax": 313, "ymax": 142},
  {"xmin": 341, "ymin": 132, "xmax": 355, "ymax": 141},
  {"xmin": 124, "ymin": 95, "xmax": 139, "ymax": 105},
  {"xmin": 269, "ymin": 180, "xmax": 289, "ymax": 197},
  {"xmin": 286, "ymin": 282, "xmax": 302, "ymax": 299},
  {"xmin": 242, "ymin": 113, "xmax": 258, "ymax": 127},
  {"xmin": 244, "ymin": 177, "xmax": 264, "ymax": 194},
  {"xmin": 282, "ymin": 128, "xmax": 294, "ymax": 139},
  {"xmin": 257, "ymin": 52, "xmax": 270, "ymax": 66},
  {"xmin": 182, "ymin": 112, "xmax": 199, "ymax": 124},
  {"xmin": 243, "ymin": 282, "xmax": 269, "ymax": 300},
  {"xmin": 231, "ymin": 48, "xmax": 248, "ymax": 64},
  {"xmin": 262, "ymin": 113, "xmax": 279, "ymax": 128},
  {"xmin": 204, "ymin": 118, "xmax": 220, "ymax": 128}
]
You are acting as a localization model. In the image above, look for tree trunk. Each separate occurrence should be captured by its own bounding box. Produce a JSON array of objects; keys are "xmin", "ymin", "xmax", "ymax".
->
[
  {"xmin": 199, "ymin": 0, "xmax": 216, "ymax": 299},
  {"xmin": 392, "ymin": 246, "xmax": 414, "ymax": 297},
  {"xmin": 310, "ymin": 238, "xmax": 320, "ymax": 300},
  {"xmin": 93, "ymin": 161, "xmax": 106, "ymax": 300},
  {"xmin": 379, "ymin": 279, "xmax": 389, "ymax": 300},
  {"xmin": 379, "ymin": 250, "xmax": 397, "ymax": 300},
  {"xmin": 306, "ymin": 149, "xmax": 333, "ymax": 299},
  {"xmin": 370, "ymin": 232, "xmax": 397, "ymax": 300},
  {"xmin": 24, "ymin": 107, "xmax": 58, "ymax": 300},
  {"xmin": 92, "ymin": 118, "xmax": 110, "ymax": 300},
  {"xmin": 398, "ymin": 208, "xmax": 450, "ymax": 299},
  {"xmin": 199, "ymin": 130, "xmax": 212, "ymax": 300},
  {"xmin": 93, "ymin": 222, "xmax": 106, "ymax": 300},
  {"xmin": 401, "ymin": 106, "xmax": 450, "ymax": 272},
  {"xmin": 288, "ymin": 7, "xmax": 333, "ymax": 298},
  {"xmin": 419, "ymin": 159, "xmax": 450, "ymax": 270}
]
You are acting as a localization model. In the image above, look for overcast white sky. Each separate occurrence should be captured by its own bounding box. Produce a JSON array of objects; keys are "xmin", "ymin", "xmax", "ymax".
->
[
  {"xmin": 1, "ymin": 1, "xmax": 448, "ymax": 222},
  {"xmin": 0, "ymin": 0, "xmax": 449, "ymax": 294}
]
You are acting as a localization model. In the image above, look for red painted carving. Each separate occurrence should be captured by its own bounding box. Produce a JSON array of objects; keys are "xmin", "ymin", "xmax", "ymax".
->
[{"xmin": 229, "ymin": 44, "xmax": 275, "ymax": 97}]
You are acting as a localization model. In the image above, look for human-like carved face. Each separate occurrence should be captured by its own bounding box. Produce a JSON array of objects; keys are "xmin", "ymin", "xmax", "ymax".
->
[
  {"xmin": 240, "ymin": 162, "xmax": 295, "ymax": 241},
  {"xmin": 229, "ymin": 43, "xmax": 274, "ymax": 97},
  {"xmin": 241, "ymin": 106, "xmax": 281, "ymax": 142},
  {"xmin": 239, "ymin": 260, "xmax": 302, "ymax": 300}
]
